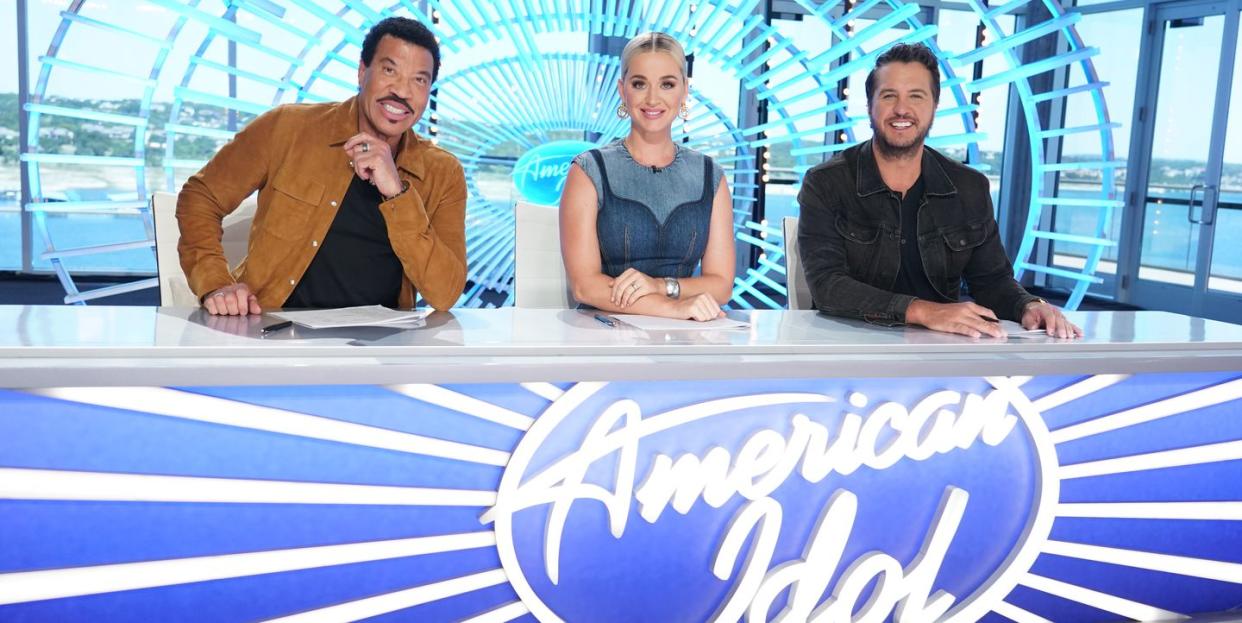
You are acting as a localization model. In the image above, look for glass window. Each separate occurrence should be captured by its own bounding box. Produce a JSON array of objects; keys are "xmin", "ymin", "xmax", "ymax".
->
[
  {"xmin": 936, "ymin": 10, "xmax": 1014, "ymax": 206},
  {"xmin": 1050, "ymin": 8, "xmax": 1142, "ymax": 290},
  {"xmin": 1, "ymin": 3, "xmax": 20, "ymax": 271},
  {"xmin": 1208, "ymin": 15, "xmax": 1242, "ymax": 292},
  {"xmin": 766, "ymin": 16, "xmax": 847, "ymax": 231}
]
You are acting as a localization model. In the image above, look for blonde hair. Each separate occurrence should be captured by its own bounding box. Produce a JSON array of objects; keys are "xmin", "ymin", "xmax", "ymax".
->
[{"xmin": 620, "ymin": 32, "xmax": 687, "ymax": 78}]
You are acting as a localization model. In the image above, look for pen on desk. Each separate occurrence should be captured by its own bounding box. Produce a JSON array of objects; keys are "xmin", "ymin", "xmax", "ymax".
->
[
  {"xmin": 261, "ymin": 320, "xmax": 293, "ymax": 336},
  {"xmin": 594, "ymin": 313, "xmax": 619, "ymax": 328}
]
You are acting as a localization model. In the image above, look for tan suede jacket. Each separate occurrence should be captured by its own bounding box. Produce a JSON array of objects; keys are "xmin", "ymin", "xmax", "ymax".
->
[{"xmin": 176, "ymin": 96, "xmax": 467, "ymax": 311}]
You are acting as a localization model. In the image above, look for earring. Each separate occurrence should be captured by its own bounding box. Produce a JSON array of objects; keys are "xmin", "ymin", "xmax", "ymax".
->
[
  {"xmin": 680, "ymin": 103, "xmax": 690, "ymax": 120},
  {"xmin": 617, "ymin": 104, "xmax": 629, "ymax": 119}
]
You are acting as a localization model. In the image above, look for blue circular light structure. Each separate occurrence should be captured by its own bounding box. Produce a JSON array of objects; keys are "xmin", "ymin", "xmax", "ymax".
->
[{"xmin": 25, "ymin": 0, "xmax": 1114, "ymax": 310}]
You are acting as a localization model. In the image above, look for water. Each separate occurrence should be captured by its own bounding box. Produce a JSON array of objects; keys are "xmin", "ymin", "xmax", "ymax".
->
[
  {"xmin": 764, "ymin": 188, "xmax": 1242, "ymax": 280},
  {"xmin": 3, "ymin": 187, "xmax": 1241, "ymax": 281}
]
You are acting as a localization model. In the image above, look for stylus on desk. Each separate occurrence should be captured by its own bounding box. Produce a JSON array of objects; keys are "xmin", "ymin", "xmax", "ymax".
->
[{"xmin": 261, "ymin": 320, "xmax": 293, "ymax": 336}]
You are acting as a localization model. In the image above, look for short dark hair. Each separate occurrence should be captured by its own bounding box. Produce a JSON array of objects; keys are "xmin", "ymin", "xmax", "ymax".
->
[
  {"xmin": 864, "ymin": 43, "xmax": 941, "ymax": 110},
  {"xmin": 361, "ymin": 17, "xmax": 441, "ymax": 83}
]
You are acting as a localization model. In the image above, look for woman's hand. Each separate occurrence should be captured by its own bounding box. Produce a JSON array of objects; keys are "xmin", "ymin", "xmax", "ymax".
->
[
  {"xmin": 673, "ymin": 293, "xmax": 725, "ymax": 321},
  {"xmin": 610, "ymin": 268, "xmax": 663, "ymax": 308}
]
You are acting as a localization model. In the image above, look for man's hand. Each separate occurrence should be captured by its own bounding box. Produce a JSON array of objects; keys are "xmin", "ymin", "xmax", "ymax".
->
[
  {"xmin": 609, "ymin": 267, "xmax": 663, "ymax": 308},
  {"xmin": 204, "ymin": 283, "xmax": 261, "ymax": 316},
  {"xmin": 906, "ymin": 300, "xmax": 1005, "ymax": 338},
  {"xmin": 1021, "ymin": 300, "xmax": 1083, "ymax": 339},
  {"xmin": 673, "ymin": 293, "xmax": 726, "ymax": 322},
  {"xmin": 204, "ymin": 312, "xmax": 263, "ymax": 336},
  {"xmin": 343, "ymin": 133, "xmax": 403, "ymax": 198}
]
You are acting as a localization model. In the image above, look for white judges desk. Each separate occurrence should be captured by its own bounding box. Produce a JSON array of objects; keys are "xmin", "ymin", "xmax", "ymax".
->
[
  {"xmin": 3, "ymin": 306, "xmax": 1242, "ymax": 385},
  {"xmin": 2, "ymin": 306, "xmax": 1242, "ymax": 622}
]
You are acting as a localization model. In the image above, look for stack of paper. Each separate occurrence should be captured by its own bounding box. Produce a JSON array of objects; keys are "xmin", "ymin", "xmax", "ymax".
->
[
  {"xmin": 270, "ymin": 306, "xmax": 429, "ymax": 329},
  {"xmin": 612, "ymin": 314, "xmax": 749, "ymax": 331}
]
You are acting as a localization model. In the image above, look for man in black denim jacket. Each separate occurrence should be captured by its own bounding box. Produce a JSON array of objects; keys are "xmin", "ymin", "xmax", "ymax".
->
[{"xmin": 797, "ymin": 43, "xmax": 1080, "ymax": 339}]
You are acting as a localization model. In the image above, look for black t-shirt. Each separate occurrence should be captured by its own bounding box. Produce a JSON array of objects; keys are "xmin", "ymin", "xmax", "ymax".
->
[
  {"xmin": 889, "ymin": 176, "xmax": 941, "ymax": 302},
  {"xmin": 284, "ymin": 175, "xmax": 403, "ymax": 309}
]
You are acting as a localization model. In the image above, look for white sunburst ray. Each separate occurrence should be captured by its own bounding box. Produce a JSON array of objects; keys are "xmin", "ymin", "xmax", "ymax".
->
[
  {"xmin": 261, "ymin": 568, "xmax": 514, "ymax": 623},
  {"xmin": 1045, "ymin": 375, "xmax": 1242, "ymax": 522},
  {"xmin": 460, "ymin": 600, "xmax": 531, "ymax": 623},
  {"xmin": 0, "ymin": 530, "xmax": 499, "ymax": 607},
  {"xmin": 0, "ymin": 467, "xmax": 497, "ymax": 507},
  {"xmin": 384, "ymin": 384, "xmax": 537, "ymax": 431},
  {"xmin": 1036, "ymin": 539, "xmax": 1242, "ymax": 585},
  {"xmin": 1011, "ymin": 571, "xmax": 1189, "ymax": 621},
  {"xmin": 992, "ymin": 600, "xmax": 1055, "ymax": 623},
  {"xmin": 1030, "ymin": 374, "xmax": 1130, "ymax": 414},
  {"xmin": 1049, "ymin": 377, "xmax": 1242, "ymax": 445},
  {"xmin": 22, "ymin": 387, "xmax": 512, "ymax": 467},
  {"xmin": 519, "ymin": 382, "xmax": 567, "ymax": 402}
]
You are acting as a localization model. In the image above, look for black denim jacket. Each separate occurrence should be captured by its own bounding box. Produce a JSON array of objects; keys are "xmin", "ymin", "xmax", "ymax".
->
[{"xmin": 796, "ymin": 141, "xmax": 1040, "ymax": 324}]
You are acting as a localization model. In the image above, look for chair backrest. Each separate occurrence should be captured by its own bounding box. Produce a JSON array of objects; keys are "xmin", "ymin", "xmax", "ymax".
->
[
  {"xmin": 782, "ymin": 216, "xmax": 813, "ymax": 310},
  {"xmin": 152, "ymin": 191, "xmax": 256, "ymax": 307},
  {"xmin": 514, "ymin": 200, "xmax": 572, "ymax": 308}
]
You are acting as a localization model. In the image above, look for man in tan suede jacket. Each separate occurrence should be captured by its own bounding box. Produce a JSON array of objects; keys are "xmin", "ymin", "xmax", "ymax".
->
[{"xmin": 177, "ymin": 17, "xmax": 466, "ymax": 316}]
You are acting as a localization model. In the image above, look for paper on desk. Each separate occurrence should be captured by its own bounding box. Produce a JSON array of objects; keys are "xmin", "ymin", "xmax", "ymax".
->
[
  {"xmin": 613, "ymin": 314, "xmax": 749, "ymax": 331},
  {"xmin": 998, "ymin": 319, "xmax": 1055, "ymax": 338},
  {"xmin": 271, "ymin": 306, "xmax": 429, "ymax": 329}
]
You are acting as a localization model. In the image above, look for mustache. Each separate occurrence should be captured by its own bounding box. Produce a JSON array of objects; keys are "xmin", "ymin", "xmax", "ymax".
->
[{"xmin": 379, "ymin": 95, "xmax": 412, "ymax": 113}]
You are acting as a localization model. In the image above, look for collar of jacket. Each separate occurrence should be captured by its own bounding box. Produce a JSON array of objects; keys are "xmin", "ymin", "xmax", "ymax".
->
[
  {"xmin": 327, "ymin": 95, "xmax": 429, "ymax": 181},
  {"xmin": 853, "ymin": 139, "xmax": 958, "ymax": 199}
]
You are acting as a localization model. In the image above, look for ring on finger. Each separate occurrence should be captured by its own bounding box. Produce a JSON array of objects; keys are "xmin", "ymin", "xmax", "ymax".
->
[{"xmin": 361, "ymin": 142, "xmax": 370, "ymax": 153}]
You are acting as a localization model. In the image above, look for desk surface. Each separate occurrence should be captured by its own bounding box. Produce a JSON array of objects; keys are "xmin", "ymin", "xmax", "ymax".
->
[{"xmin": 3, "ymin": 306, "xmax": 1241, "ymax": 386}]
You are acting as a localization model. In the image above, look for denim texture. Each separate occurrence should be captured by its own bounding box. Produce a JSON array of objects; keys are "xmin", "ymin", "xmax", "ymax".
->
[
  {"xmin": 586, "ymin": 149, "xmax": 715, "ymax": 279},
  {"xmin": 797, "ymin": 141, "xmax": 1040, "ymax": 324}
]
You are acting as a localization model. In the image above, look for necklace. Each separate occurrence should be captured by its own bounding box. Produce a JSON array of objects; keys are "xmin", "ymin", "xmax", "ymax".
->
[{"xmin": 622, "ymin": 137, "xmax": 676, "ymax": 170}]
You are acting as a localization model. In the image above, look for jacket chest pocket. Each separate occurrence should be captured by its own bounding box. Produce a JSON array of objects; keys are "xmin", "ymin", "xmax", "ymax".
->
[
  {"xmin": 937, "ymin": 220, "xmax": 987, "ymax": 278},
  {"xmin": 261, "ymin": 171, "xmax": 326, "ymax": 241},
  {"xmin": 834, "ymin": 215, "xmax": 884, "ymax": 282}
]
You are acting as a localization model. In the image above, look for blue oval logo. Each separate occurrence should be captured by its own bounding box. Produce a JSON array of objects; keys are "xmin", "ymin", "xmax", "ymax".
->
[
  {"xmin": 488, "ymin": 377, "xmax": 1057, "ymax": 622},
  {"xmin": 512, "ymin": 140, "xmax": 597, "ymax": 206}
]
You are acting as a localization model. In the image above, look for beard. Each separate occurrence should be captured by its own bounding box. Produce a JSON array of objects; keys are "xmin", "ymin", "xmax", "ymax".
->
[{"xmin": 870, "ymin": 115, "xmax": 932, "ymax": 160}]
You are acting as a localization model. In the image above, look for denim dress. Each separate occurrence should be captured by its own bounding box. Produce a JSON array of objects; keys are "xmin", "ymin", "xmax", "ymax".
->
[{"xmin": 575, "ymin": 141, "xmax": 723, "ymax": 279}]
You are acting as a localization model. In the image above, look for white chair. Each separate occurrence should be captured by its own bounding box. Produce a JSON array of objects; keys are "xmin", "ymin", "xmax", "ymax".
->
[
  {"xmin": 782, "ymin": 216, "xmax": 813, "ymax": 310},
  {"xmin": 514, "ymin": 200, "xmax": 572, "ymax": 308},
  {"xmin": 152, "ymin": 191, "xmax": 256, "ymax": 307}
]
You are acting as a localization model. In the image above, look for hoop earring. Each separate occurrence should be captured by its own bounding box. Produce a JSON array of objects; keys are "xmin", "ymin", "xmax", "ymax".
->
[
  {"xmin": 617, "ymin": 104, "xmax": 629, "ymax": 119},
  {"xmin": 679, "ymin": 103, "xmax": 690, "ymax": 120}
]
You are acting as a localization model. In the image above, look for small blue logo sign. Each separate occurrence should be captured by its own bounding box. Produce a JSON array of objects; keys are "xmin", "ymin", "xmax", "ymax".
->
[{"xmin": 512, "ymin": 140, "xmax": 596, "ymax": 206}]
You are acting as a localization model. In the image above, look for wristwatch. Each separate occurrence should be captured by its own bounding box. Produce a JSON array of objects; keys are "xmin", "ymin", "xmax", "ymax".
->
[
  {"xmin": 664, "ymin": 277, "xmax": 681, "ymax": 299},
  {"xmin": 1025, "ymin": 297, "xmax": 1049, "ymax": 309}
]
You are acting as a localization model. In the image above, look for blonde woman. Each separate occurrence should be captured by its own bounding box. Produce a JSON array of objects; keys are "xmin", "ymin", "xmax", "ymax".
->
[{"xmin": 560, "ymin": 32, "xmax": 735, "ymax": 321}]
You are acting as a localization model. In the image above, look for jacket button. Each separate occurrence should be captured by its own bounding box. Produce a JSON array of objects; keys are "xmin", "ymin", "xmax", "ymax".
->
[
  {"xmin": 289, "ymin": 279, "xmax": 295, "ymax": 286},
  {"xmin": 312, "ymin": 240, "xmax": 318, "ymax": 247},
  {"xmin": 959, "ymin": 239, "xmax": 966, "ymax": 245},
  {"xmin": 330, "ymin": 200, "xmax": 338, "ymax": 207}
]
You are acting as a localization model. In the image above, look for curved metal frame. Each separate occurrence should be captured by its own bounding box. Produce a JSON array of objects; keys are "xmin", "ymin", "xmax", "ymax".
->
[{"xmin": 24, "ymin": 0, "xmax": 1112, "ymax": 311}]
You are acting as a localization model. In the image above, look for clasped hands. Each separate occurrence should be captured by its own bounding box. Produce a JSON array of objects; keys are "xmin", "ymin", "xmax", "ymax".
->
[{"xmin": 608, "ymin": 267, "xmax": 723, "ymax": 322}]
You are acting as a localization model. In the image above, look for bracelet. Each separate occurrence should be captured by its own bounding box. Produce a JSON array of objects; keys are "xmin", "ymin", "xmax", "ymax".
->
[
  {"xmin": 382, "ymin": 180, "xmax": 411, "ymax": 202},
  {"xmin": 1025, "ymin": 297, "xmax": 1048, "ymax": 309},
  {"xmin": 664, "ymin": 277, "xmax": 681, "ymax": 299}
]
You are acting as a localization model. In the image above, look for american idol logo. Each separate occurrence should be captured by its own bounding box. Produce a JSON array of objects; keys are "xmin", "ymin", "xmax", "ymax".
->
[
  {"xmin": 486, "ymin": 378, "xmax": 1058, "ymax": 622},
  {"xmin": 512, "ymin": 140, "xmax": 596, "ymax": 205}
]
